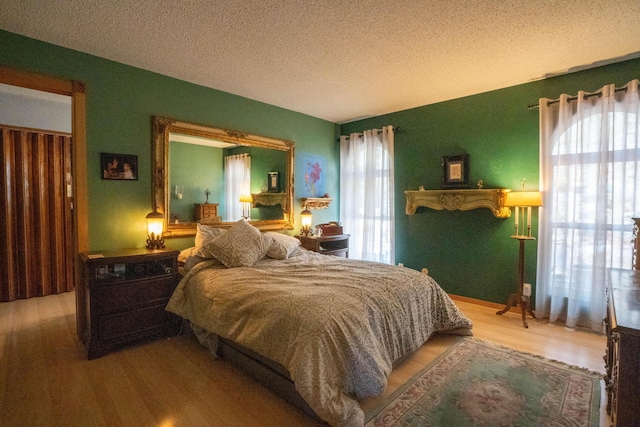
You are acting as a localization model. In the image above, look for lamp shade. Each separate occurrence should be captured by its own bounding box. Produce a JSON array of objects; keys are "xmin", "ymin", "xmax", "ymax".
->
[
  {"xmin": 145, "ymin": 210, "xmax": 164, "ymax": 237},
  {"xmin": 239, "ymin": 194, "xmax": 253, "ymax": 203},
  {"xmin": 301, "ymin": 208, "xmax": 313, "ymax": 229},
  {"xmin": 504, "ymin": 191, "xmax": 542, "ymax": 207}
]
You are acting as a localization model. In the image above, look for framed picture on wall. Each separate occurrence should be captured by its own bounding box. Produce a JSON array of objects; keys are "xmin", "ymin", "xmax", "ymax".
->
[
  {"xmin": 101, "ymin": 153, "xmax": 138, "ymax": 180},
  {"xmin": 268, "ymin": 171, "xmax": 279, "ymax": 192},
  {"xmin": 441, "ymin": 154, "xmax": 470, "ymax": 189}
]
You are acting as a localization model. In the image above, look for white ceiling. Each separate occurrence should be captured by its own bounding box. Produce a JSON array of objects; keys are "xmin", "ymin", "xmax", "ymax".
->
[{"xmin": 2, "ymin": 0, "xmax": 639, "ymax": 123}]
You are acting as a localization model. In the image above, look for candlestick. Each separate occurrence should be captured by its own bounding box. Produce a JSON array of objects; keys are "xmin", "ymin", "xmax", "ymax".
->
[{"xmin": 514, "ymin": 206, "xmax": 519, "ymax": 235}]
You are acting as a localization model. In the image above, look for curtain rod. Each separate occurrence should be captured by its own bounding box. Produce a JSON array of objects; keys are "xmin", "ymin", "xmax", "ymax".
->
[
  {"xmin": 338, "ymin": 126, "xmax": 401, "ymax": 142},
  {"xmin": 528, "ymin": 86, "xmax": 628, "ymax": 110}
]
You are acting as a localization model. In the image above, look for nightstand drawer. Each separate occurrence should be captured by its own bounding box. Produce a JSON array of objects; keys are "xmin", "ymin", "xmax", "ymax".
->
[
  {"xmin": 98, "ymin": 303, "xmax": 170, "ymax": 341},
  {"xmin": 94, "ymin": 275, "xmax": 177, "ymax": 314}
]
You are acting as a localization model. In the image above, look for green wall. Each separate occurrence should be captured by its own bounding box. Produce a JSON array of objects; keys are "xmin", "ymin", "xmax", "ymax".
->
[
  {"xmin": 0, "ymin": 30, "xmax": 340, "ymax": 251},
  {"xmin": 169, "ymin": 142, "xmax": 224, "ymax": 220},
  {"xmin": 341, "ymin": 58, "xmax": 640, "ymax": 304}
]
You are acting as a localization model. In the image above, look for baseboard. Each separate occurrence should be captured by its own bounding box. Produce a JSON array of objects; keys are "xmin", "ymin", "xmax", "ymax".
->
[{"xmin": 449, "ymin": 294, "xmax": 522, "ymax": 314}]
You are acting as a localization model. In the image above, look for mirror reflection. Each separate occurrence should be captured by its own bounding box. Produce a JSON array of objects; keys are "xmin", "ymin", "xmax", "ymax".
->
[{"xmin": 153, "ymin": 116, "xmax": 295, "ymax": 237}]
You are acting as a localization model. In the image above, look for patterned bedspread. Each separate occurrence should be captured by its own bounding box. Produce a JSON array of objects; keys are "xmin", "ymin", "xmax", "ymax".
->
[{"xmin": 166, "ymin": 250, "xmax": 473, "ymax": 427}]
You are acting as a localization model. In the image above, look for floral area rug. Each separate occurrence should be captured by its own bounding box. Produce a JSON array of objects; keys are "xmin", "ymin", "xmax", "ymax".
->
[{"xmin": 365, "ymin": 338, "xmax": 602, "ymax": 427}]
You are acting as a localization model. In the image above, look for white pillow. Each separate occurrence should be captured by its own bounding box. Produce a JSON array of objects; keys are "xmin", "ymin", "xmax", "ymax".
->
[
  {"xmin": 201, "ymin": 219, "xmax": 273, "ymax": 267},
  {"xmin": 265, "ymin": 232, "xmax": 301, "ymax": 259},
  {"xmin": 178, "ymin": 246, "xmax": 197, "ymax": 264},
  {"xmin": 195, "ymin": 223, "xmax": 226, "ymax": 256}
]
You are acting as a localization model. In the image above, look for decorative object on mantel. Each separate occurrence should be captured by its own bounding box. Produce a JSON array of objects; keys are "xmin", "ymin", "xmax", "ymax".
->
[
  {"xmin": 404, "ymin": 188, "xmax": 511, "ymax": 218},
  {"xmin": 496, "ymin": 183, "xmax": 543, "ymax": 328},
  {"xmin": 477, "ymin": 179, "xmax": 483, "ymax": 189},
  {"xmin": 441, "ymin": 154, "xmax": 470, "ymax": 189},
  {"xmin": 301, "ymin": 196, "xmax": 333, "ymax": 210}
]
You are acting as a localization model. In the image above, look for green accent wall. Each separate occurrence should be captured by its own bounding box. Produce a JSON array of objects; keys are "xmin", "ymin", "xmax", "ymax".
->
[
  {"xmin": 0, "ymin": 30, "xmax": 340, "ymax": 250},
  {"xmin": 341, "ymin": 58, "xmax": 640, "ymax": 305}
]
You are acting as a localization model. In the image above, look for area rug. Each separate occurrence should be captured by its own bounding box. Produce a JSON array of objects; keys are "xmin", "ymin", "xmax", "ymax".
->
[{"xmin": 365, "ymin": 338, "xmax": 602, "ymax": 427}]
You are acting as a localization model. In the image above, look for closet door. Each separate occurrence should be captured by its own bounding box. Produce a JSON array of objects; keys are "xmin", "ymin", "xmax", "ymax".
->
[{"xmin": 0, "ymin": 126, "xmax": 73, "ymax": 301}]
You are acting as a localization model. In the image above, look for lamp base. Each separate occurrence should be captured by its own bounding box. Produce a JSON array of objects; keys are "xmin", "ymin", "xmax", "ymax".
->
[
  {"xmin": 496, "ymin": 292, "xmax": 536, "ymax": 328},
  {"xmin": 146, "ymin": 233, "xmax": 165, "ymax": 250},
  {"xmin": 496, "ymin": 237, "xmax": 536, "ymax": 328}
]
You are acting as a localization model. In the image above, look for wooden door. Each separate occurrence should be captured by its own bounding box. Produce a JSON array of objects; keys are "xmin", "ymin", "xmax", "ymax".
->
[{"xmin": 0, "ymin": 125, "xmax": 74, "ymax": 301}]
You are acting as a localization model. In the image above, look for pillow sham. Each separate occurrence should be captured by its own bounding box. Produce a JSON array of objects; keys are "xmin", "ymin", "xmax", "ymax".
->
[
  {"xmin": 201, "ymin": 219, "xmax": 273, "ymax": 267},
  {"xmin": 195, "ymin": 223, "xmax": 226, "ymax": 256},
  {"xmin": 265, "ymin": 231, "xmax": 301, "ymax": 259}
]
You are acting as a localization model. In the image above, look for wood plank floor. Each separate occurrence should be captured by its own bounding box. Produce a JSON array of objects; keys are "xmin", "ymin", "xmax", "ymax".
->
[{"xmin": 0, "ymin": 291, "xmax": 609, "ymax": 426}]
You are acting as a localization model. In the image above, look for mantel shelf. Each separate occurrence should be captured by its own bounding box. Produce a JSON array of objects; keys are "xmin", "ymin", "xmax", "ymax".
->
[
  {"xmin": 252, "ymin": 192, "xmax": 287, "ymax": 210},
  {"xmin": 301, "ymin": 197, "xmax": 333, "ymax": 210},
  {"xmin": 404, "ymin": 189, "xmax": 511, "ymax": 218}
]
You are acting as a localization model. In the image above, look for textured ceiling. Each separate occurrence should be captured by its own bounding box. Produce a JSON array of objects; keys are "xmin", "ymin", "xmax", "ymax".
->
[{"xmin": 1, "ymin": 0, "xmax": 640, "ymax": 123}]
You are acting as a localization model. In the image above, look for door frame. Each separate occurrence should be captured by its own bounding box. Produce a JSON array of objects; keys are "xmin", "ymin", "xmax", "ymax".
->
[{"xmin": 0, "ymin": 65, "xmax": 88, "ymax": 339}]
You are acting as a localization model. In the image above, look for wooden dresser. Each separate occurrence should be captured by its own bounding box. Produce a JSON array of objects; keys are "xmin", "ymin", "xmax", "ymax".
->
[
  {"xmin": 80, "ymin": 248, "xmax": 181, "ymax": 359},
  {"xmin": 604, "ymin": 268, "xmax": 640, "ymax": 426},
  {"xmin": 299, "ymin": 234, "xmax": 350, "ymax": 258},
  {"xmin": 194, "ymin": 203, "xmax": 221, "ymax": 223}
]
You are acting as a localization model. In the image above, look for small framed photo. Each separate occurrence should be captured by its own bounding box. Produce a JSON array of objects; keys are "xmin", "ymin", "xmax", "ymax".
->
[
  {"xmin": 441, "ymin": 154, "xmax": 470, "ymax": 189},
  {"xmin": 101, "ymin": 153, "xmax": 138, "ymax": 180},
  {"xmin": 268, "ymin": 171, "xmax": 280, "ymax": 192}
]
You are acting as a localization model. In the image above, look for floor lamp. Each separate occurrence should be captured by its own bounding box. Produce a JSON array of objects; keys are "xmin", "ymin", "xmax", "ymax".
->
[{"xmin": 496, "ymin": 191, "xmax": 543, "ymax": 328}]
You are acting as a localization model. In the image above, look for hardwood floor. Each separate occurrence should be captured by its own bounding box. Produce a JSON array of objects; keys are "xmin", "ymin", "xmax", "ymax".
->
[{"xmin": 0, "ymin": 291, "xmax": 608, "ymax": 426}]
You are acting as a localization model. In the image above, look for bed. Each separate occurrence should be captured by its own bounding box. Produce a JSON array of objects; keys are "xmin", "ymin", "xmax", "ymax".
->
[{"xmin": 167, "ymin": 219, "xmax": 473, "ymax": 427}]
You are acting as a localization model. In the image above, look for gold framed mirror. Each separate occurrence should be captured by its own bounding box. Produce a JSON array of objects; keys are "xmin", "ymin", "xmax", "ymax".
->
[{"xmin": 152, "ymin": 116, "xmax": 294, "ymax": 237}]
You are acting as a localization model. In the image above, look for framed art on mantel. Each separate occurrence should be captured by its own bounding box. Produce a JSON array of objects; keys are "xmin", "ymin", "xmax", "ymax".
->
[{"xmin": 441, "ymin": 154, "xmax": 469, "ymax": 189}]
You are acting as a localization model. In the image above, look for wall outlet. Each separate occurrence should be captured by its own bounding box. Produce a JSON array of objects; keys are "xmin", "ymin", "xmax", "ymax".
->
[{"xmin": 523, "ymin": 283, "xmax": 532, "ymax": 297}]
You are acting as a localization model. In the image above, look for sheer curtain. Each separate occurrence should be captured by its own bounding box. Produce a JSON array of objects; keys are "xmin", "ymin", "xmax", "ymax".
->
[
  {"xmin": 224, "ymin": 153, "xmax": 251, "ymax": 221},
  {"xmin": 340, "ymin": 126, "xmax": 394, "ymax": 264},
  {"xmin": 537, "ymin": 79, "xmax": 640, "ymax": 331}
]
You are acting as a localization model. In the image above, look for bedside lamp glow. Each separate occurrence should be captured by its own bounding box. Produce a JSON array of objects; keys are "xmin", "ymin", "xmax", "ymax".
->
[
  {"xmin": 145, "ymin": 209, "xmax": 165, "ymax": 249},
  {"xmin": 300, "ymin": 206, "xmax": 313, "ymax": 236},
  {"xmin": 504, "ymin": 191, "xmax": 542, "ymax": 237}
]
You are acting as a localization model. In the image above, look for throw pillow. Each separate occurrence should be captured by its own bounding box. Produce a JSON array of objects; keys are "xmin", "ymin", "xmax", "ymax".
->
[
  {"xmin": 265, "ymin": 231, "xmax": 301, "ymax": 259},
  {"xmin": 201, "ymin": 219, "xmax": 273, "ymax": 267}
]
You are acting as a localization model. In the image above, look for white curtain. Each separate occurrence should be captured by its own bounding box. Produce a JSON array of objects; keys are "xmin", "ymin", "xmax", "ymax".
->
[
  {"xmin": 224, "ymin": 153, "xmax": 251, "ymax": 221},
  {"xmin": 340, "ymin": 126, "xmax": 395, "ymax": 264},
  {"xmin": 537, "ymin": 79, "xmax": 640, "ymax": 332}
]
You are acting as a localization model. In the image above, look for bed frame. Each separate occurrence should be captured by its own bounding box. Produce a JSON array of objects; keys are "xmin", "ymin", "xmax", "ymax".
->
[{"xmin": 216, "ymin": 337, "xmax": 323, "ymax": 421}]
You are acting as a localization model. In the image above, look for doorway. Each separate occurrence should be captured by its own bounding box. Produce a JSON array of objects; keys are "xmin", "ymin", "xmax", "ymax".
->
[{"xmin": 0, "ymin": 65, "xmax": 88, "ymax": 339}]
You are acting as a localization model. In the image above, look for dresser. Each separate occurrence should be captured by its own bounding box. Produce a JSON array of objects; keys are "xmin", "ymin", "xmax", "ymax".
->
[
  {"xmin": 80, "ymin": 248, "xmax": 181, "ymax": 359},
  {"xmin": 299, "ymin": 234, "xmax": 350, "ymax": 258},
  {"xmin": 604, "ymin": 268, "xmax": 640, "ymax": 426},
  {"xmin": 194, "ymin": 203, "xmax": 221, "ymax": 223}
]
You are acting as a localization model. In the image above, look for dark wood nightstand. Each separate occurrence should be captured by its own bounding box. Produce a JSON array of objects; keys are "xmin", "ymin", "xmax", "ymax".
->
[
  {"xmin": 80, "ymin": 248, "xmax": 181, "ymax": 359},
  {"xmin": 299, "ymin": 234, "xmax": 350, "ymax": 258}
]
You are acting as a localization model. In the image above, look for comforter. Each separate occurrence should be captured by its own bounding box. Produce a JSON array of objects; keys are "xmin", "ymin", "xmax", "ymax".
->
[{"xmin": 166, "ymin": 250, "xmax": 472, "ymax": 427}]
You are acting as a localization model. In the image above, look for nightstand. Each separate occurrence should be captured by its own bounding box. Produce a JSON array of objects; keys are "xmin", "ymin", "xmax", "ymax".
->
[
  {"xmin": 299, "ymin": 234, "xmax": 350, "ymax": 258},
  {"xmin": 80, "ymin": 248, "xmax": 181, "ymax": 359}
]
